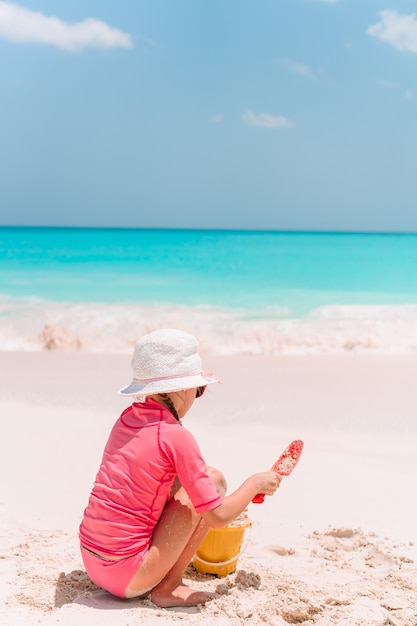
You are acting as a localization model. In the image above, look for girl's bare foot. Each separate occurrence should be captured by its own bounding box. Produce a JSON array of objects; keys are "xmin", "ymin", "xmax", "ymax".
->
[{"xmin": 150, "ymin": 583, "xmax": 215, "ymax": 608}]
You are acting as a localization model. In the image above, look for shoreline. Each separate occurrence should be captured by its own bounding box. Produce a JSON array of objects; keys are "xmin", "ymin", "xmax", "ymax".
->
[{"xmin": 3, "ymin": 350, "xmax": 417, "ymax": 432}]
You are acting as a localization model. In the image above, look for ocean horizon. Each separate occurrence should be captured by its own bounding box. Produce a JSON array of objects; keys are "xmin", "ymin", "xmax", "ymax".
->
[{"xmin": 1, "ymin": 226, "xmax": 417, "ymax": 354}]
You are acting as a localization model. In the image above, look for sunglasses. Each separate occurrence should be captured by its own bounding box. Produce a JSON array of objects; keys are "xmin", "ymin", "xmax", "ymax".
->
[{"xmin": 195, "ymin": 386, "xmax": 207, "ymax": 399}]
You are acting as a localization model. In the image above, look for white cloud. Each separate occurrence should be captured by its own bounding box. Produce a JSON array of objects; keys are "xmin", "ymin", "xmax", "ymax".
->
[
  {"xmin": 277, "ymin": 58, "xmax": 315, "ymax": 80},
  {"xmin": 0, "ymin": 2, "xmax": 133, "ymax": 52},
  {"xmin": 209, "ymin": 114, "xmax": 224, "ymax": 123},
  {"xmin": 367, "ymin": 10, "xmax": 417, "ymax": 54},
  {"xmin": 375, "ymin": 79, "xmax": 414, "ymax": 102},
  {"xmin": 241, "ymin": 109, "xmax": 295, "ymax": 129},
  {"xmin": 377, "ymin": 79, "xmax": 400, "ymax": 89}
]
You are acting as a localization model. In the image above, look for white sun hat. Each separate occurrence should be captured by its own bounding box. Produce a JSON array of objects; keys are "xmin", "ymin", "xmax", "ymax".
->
[{"xmin": 118, "ymin": 328, "xmax": 219, "ymax": 397}]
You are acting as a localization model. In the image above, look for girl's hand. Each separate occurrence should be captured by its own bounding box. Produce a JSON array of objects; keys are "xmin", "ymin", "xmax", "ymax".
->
[
  {"xmin": 203, "ymin": 471, "xmax": 283, "ymax": 528},
  {"xmin": 253, "ymin": 471, "xmax": 282, "ymax": 497}
]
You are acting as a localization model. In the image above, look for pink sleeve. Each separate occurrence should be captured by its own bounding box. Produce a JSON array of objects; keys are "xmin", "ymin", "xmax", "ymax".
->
[{"xmin": 162, "ymin": 426, "xmax": 222, "ymax": 513}]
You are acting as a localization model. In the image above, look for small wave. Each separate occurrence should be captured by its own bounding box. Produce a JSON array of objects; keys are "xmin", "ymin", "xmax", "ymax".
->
[
  {"xmin": 1, "ymin": 295, "xmax": 417, "ymax": 355},
  {"xmin": 310, "ymin": 303, "xmax": 417, "ymax": 320}
]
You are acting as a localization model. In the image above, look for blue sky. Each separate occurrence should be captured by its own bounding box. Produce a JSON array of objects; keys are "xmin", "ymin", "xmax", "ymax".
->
[{"xmin": 1, "ymin": 0, "xmax": 417, "ymax": 231}]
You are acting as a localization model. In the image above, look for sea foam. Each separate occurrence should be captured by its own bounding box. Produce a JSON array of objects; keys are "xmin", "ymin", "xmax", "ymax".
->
[{"xmin": 1, "ymin": 295, "xmax": 417, "ymax": 355}]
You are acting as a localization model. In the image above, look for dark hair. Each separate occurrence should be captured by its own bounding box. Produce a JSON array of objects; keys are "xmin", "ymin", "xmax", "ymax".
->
[{"xmin": 159, "ymin": 393, "xmax": 180, "ymax": 422}]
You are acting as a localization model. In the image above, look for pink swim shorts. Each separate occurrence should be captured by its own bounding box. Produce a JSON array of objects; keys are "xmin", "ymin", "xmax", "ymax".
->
[{"xmin": 80, "ymin": 545, "xmax": 149, "ymax": 598}]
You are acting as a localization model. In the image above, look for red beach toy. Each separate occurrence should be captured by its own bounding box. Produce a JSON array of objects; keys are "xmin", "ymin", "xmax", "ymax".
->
[{"xmin": 252, "ymin": 439, "xmax": 304, "ymax": 504}]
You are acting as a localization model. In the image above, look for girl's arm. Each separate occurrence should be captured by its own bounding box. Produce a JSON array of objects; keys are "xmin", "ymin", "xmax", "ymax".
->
[{"xmin": 202, "ymin": 471, "xmax": 281, "ymax": 529}]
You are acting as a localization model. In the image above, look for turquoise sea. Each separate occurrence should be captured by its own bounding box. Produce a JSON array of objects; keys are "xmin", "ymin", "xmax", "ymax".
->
[{"xmin": 1, "ymin": 227, "xmax": 417, "ymax": 353}]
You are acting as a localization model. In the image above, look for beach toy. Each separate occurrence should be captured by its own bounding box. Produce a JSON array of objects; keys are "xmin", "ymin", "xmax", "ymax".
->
[
  {"xmin": 252, "ymin": 439, "xmax": 304, "ymax": 504},
  {"xmin": 193, "ymin": 520, "xmax": 251, "ymax": 577}
]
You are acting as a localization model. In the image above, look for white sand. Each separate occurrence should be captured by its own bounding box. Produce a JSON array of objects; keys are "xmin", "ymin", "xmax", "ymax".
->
[{"xmin": 1, "ymin": 352, "xmax": 416, "ymax": 626}]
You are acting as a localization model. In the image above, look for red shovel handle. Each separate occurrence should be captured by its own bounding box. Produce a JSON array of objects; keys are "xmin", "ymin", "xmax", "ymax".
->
[{"xmin": 252, "ymin": 493, "xmax": 265, "ymax": 504}]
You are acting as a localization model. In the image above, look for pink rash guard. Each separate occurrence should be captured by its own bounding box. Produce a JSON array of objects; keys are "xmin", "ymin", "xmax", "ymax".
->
[{"xmin": 79, "ymin": 398, "xmax": 222, "ymax": 559}]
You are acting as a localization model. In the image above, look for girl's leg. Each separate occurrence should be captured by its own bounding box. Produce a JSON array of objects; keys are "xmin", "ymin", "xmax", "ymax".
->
[{"xmin": 125, "ymin": 468, "xmax": 226, "ymax": 607}]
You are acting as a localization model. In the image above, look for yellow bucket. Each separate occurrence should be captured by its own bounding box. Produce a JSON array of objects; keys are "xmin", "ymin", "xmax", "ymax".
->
[{"xmin": 193, "ymin": 522, "xmax": 251, "ymax": 577}]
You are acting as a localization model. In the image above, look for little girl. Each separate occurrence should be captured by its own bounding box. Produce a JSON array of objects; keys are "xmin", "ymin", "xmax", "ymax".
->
[{"xmin": 79, "ymin": 328, "xmax": 281, "ymax": 607}]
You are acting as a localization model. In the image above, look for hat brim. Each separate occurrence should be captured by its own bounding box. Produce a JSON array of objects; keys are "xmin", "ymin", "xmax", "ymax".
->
[{"xmin": 118, "ymin": 372, "xmax": 219, "ymax": 397}]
